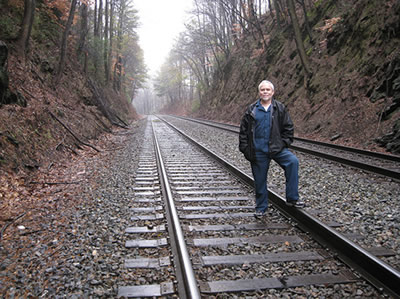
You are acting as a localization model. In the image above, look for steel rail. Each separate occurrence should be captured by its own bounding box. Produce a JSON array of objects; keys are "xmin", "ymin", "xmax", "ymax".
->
[
  {"xmin": 151, "ymin": 120, "xmax": 201, "ymax": 299},
  {"xmin": 169, "ymin": 115, "xmax": 400, "ymax": 180},
  {"xmin": 172, "ymin": 115, "xmax": 240, "ymax": 134},
  {"xmin": 158, "ymin": 115, "xmax": 400, "ymax": 299},
  {"xmin": 173, "ymin": 115, "xmax": 400, "ymax": 162},
  {"xmin": 289, "ymin": 144, "xmax": 400, "ymax": 180},
  {"xmin": 295, "ymin": 136, "xmax": 400, "ymax": 162}
]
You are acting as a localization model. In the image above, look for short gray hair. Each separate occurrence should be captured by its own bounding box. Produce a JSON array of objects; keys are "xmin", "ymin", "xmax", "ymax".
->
[{"xmin": 258, "ymin": 80, "xmax": 275, "ymax": 91}]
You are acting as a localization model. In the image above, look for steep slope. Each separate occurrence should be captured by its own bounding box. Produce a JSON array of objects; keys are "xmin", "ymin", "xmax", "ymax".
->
[
  {"xmin": 195, "ymin": 0, "xmax": 400, "ymax": 153},
  {"xmin": 0, "ymin": 40, "xmax": 138, "ymax": 172}
]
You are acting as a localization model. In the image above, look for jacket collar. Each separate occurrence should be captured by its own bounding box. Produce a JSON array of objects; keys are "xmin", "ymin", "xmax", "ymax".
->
[{"xmin": 250, "ymin": 98, "xmax": 275, "ymax": 118}]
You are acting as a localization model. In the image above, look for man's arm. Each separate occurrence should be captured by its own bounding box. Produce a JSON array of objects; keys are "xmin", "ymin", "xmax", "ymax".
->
[{"xmin": 239, "ymin": 114, "xmax": 249, "ymax": 152}]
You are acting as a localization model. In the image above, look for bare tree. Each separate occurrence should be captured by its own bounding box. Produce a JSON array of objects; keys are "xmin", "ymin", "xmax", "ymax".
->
[
  {"xmin": 272, "ymin": 0, "xmax": 285, "ymax": 27},
  {"xmin": 93, "ymin": 0, "xmax": 98, "ymax": 36},
  {"xmin": 97, "ymin": 0, "xmax": 103, "ymax": 40},
  {"xmin": 77, "ymin": 3, "xmax": 89, "ymax": 74},
  {"xmin": 54, "ymin": 0, "xmax": 78, "ymax": 84},
  {"xmin": 16, "ymin": 0, "xmax": 35, "ymax": 61},
  {"xmin": 113, "ymin": 0, "xmax": 126, "ymax": 92},
  {"xmin": 77, "ymin": 3, "xmax": 88, "ymax": 56},
  {"xmin": 107, "ymin": 0, "xmax": 115, "ymax": 84},
  {"xmin": 286, "ymin": 0, "xmax": 312, "ymax": 79},
  {"xmin": 220, "ymin": 0, "xmax": 268, "ymax": 49},
  {"xmin": 297, "ymin": 0, "xmax": 313, "ymax": 43},
  {"xmin": 104, "ymin": 0, "xmax": 110, "ymax": 82}
]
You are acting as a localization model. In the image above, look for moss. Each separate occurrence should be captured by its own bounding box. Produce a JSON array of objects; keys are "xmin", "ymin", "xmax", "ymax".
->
[
  {"xmin": 56, "ymin": 109, "xmax": 65, "ymax": 118},
  {"xmin": 0, "ymin": 15, "xmax": 19, "ymax": 40},
  {"xmin": 45, "ymin": 129, "xmax": 53, "ymax": 140},
  {"xmin": 31, "ymin": 3, "xmax": 61, "ymax": 46},
  {"xmin": 309, "ymin": 0, "xmax": 338, "ymax": 27},
  {"xmin": 314, "ymin": 0, "xmax": 323, "ymax": 8}
]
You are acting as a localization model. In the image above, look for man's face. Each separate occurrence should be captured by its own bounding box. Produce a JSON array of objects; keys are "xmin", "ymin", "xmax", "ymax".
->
[{"xmin": 259, "ymin": 83, "xmax": 274, "ymax": 101}]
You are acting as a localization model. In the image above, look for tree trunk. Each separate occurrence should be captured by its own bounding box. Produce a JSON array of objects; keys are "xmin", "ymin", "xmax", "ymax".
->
[
  {"xmin": 107, "ymin": 0, "xmax": 114, "ymax": 84},
  {"xmin": 93, "ymin": 0, "xmax": 98, "ymax": 37},
  {"xmin": 84, "ymin": 51, "xmax": 88, "ymax": 74},
  {"xmin": 104, "ymin": 0, "xmax": 109, "ymax": 83},
  {"xmin": 93, "ymin": 0, "xmax": 103, "ymax": 78},
  {"xmin": 97, "ymin": 0, "xmax": 103, "ymax": 40},
  {"xmin": 298, "ymin": 0, "xmax": 313, "ymax": 43},
  {"xmin": 77, "ymin": 3, "xmax": 88, "ymax": 57},
  {"xmin": 247, "ymin": 0, "xmax": 256, "ymax": 26},
  {"xmin": 114, "ymin": 0, "xmax": 125, "ymax": 92},
  {"xmin": 0, "ymin": 41, "xmax": 10, "ymax": 105},
  {"xmin": 268, "ymin": 0, "xmax": 274, "ymax": 19},
  {"xmin": 113, "ymin": 55, "xmax": 122, "ymax": 92},
  {"xmin": 218, "ymin": 1, "xmax": 230, "ymax": 54},
  {"xmin": 273, "ymin": 0, "xmax": 282, "ymax": 27},
  {"xmin": 54, "ymin": 0, "xmax": 78, "ymax": 84},
  {"xmin": 17, "ymin": 0, "xmax": 35, "ymax": 61},
  {"xmin": 230, "ymin": 0, "xmax": 240, "ymax": 45},
  {"xmin": 286, "ymin": 0, "xmax": 312, "ymax": 78}
]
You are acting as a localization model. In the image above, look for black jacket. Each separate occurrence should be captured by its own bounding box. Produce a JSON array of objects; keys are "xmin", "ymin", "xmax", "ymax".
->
[{"xmin": 239, "ymin": 99, "xmax": 294, "ymax": 161}]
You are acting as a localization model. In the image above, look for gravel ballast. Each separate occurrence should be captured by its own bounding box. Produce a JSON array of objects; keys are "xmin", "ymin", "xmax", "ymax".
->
[
  {"xmin": 161, "ymin": 115, "xmax": 400, "ymax": 272},
  {"xmin": 0, "ymin": 116, "xmax": 398, "ymax": 298},
  {"xmin": 1, "ymin": 121, "xmax": 148, "ymax": 297}
]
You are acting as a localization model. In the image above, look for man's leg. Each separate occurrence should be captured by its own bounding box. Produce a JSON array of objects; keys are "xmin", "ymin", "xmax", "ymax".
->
[
  {"xmin": 251, "ymin": 152, "xmax": 270, "ymax": 213},
  {"xmin": 273, "ymin": 148, "xmax": 299, "ymax": 202}
]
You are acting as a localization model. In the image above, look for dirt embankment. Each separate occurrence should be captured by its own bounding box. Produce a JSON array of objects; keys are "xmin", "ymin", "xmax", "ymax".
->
[{"xmin": 0, "ymin": 40, "xmax": 139, "ymax": 173}]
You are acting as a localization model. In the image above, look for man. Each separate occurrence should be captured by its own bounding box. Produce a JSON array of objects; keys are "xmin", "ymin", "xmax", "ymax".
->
[{"xmin": 239, "ymin": 80, "xmax": 304, "ymax": 217}]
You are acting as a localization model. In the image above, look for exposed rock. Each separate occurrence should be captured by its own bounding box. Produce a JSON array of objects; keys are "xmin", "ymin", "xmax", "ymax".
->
[
  {"xmin": 40, "ymin": 59, "xmax": 54, "ymax": 73},
  {"xmin": 192, "ymin": 0, "xmax": 400, "ymax": 154},
  {"xmin": 0, "ymin": 40, "xmax": 26, "ymax": 107},
  {"xmin": 375, "ymin": 119, "xmax": 400, "ymax": 154},
  {"xmin": 0, "ymin": 40, "xmax": 9, "ymax": 105}
]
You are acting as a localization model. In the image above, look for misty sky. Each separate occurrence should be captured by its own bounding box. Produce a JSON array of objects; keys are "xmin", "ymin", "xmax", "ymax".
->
[{"xmin": 134, "ymin": 0, "xmax": 193, "ymax": 77}]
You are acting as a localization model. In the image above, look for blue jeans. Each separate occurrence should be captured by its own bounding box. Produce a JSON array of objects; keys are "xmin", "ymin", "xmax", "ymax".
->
[{"xmin": 251, "ymin": 148, "xmax": 299, "ymax": 212}]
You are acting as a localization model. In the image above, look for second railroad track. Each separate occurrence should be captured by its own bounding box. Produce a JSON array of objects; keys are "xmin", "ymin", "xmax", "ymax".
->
[{"xmin": 117, "ymin": 116, "xmax": 400, "ymax": 298}]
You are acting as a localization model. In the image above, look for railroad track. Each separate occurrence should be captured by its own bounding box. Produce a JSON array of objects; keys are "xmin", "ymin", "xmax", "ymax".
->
[
  {"xmin": 170, "ymin": 116, "xmax": 400, "ymax": 180},
  {"xmin": 117, "ymin": 116, "xmax": 400, "ymax": 298}
]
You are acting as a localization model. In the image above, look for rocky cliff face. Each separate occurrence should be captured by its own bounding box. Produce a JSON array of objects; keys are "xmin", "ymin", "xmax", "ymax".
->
[{"xmin": 195, "ymin": 0, "xmax": 400, "ymax": 153}]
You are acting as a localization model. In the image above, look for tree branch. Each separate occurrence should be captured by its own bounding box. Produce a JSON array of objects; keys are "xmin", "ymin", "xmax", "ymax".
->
[
  {"xmin": 49, "ymin": 111, "xmax": 101, "ymax": 152},
  {"xmin": 29, "ymin": 181, "xmax": 82, "ymax": 185}
]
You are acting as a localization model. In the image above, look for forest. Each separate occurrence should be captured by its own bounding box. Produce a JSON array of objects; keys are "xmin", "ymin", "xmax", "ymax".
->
[
  {"xmin": 0, "ymin": 0, "xmax": 399, "ymax": 296},
  {"xmin": 138, "ymin": 0, "xmax": 400, "ymax": 155},
  {"xmin": 1, "ymin": 0, "xmax": 400, "ymax": 173},
  {"xmin": 1, "ymin": 0, "xmax": 146, "ymax": 172}
]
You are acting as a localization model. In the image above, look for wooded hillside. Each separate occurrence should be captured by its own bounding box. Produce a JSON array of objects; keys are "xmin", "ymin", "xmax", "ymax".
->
[
  {"xmin": 0, "ymin": 0, "xmax": 145, "ymax": 172},
  {"xmin": 148, "ymin": 0, "xmax": 400, "ymax": 154},
  {"xmin": 1, "ymin": 0, "xmax": 400, "ymax": 177}
]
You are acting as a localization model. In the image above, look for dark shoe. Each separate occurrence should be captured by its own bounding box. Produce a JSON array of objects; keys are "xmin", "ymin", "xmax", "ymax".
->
[
  {"xmin": 286, "ymin": 199, "xmax": 305, "ymax": 208},
  {"xmin": 254, "ymin": 210, "xmax": 266, "ymax": 218}
]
